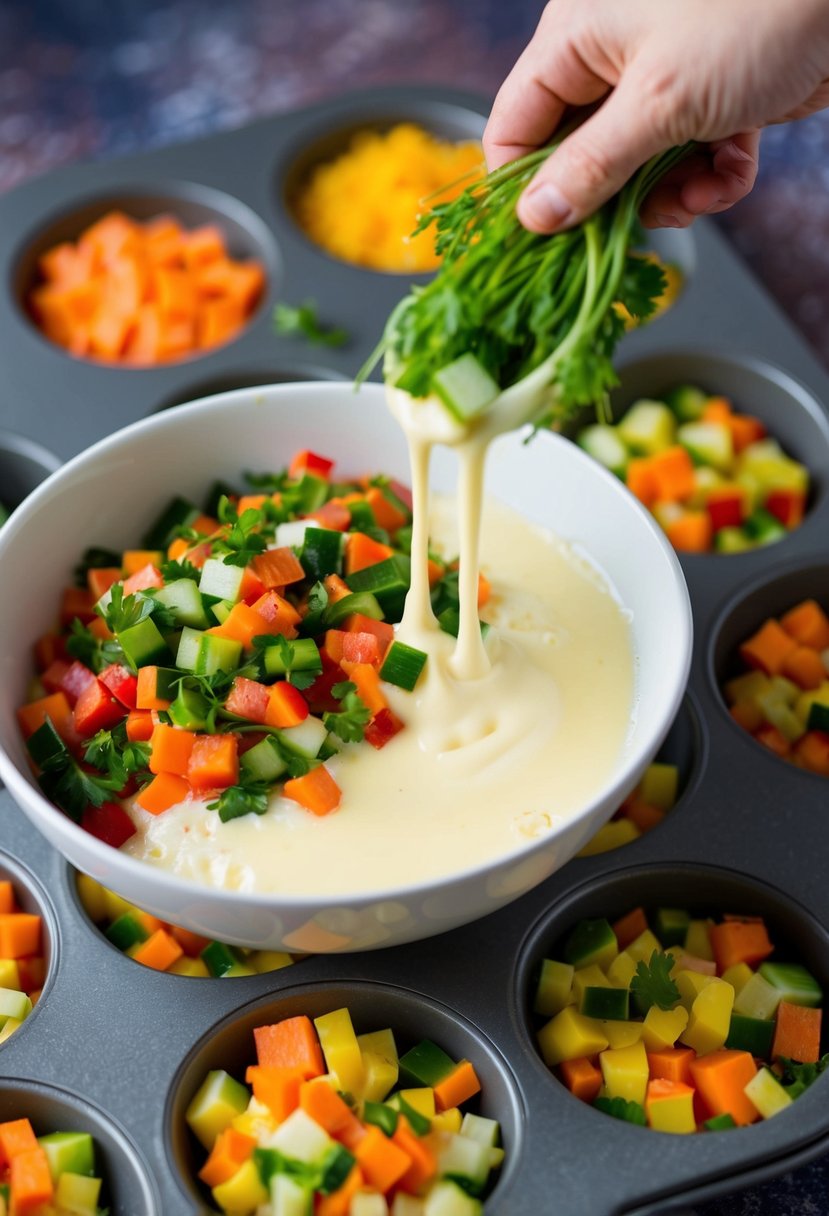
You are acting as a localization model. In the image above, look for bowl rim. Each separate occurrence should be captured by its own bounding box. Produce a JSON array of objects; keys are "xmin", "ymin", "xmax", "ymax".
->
[{"xmin": 0, "ymin": 380, "xmax": 693, "ymax": 907}]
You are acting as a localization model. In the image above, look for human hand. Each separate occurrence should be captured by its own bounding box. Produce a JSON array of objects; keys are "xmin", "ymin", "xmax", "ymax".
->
[{"xmin": 483, "ymin": 0, "xmax": 829, "ymax": 232}]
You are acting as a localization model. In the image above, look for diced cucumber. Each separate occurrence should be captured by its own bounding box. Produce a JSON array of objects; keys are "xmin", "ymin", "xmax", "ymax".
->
[
  {"xmin": 38, "ymin": 1131, "xmax": 95, "ymax": 1182},
  {"xmin": 168, "ymin": 684, "xmax": 210, "ymax": 730},
  {"xmin": 241, "ymin": 736, "xmax": 288, "ymax": 783},
  {"xmin": 533, "ymin": 959, "xmax": 574, "ymax": 1018},
  {"xmin": 351, "ymin": 1192, "xmax": 389, "ymax": 1216},
  {"xmin": 176, "ymin": 627, "xmax": 204, "ymax": 672},
  {"xmin": 319, "ymin": 1143, "xmax": 356, "ymax": 1194},
  {"xmin": 199, "ymin": 558, "xmax": 245, "ymax": 603},
  {"xmin": 677, "ymin": 422, "xmax": 734, "ymax": 472},
  {"xmin": 300, "ymin": 528, "xmax": 343, "ymax": 581},
  {"xmin": 27, "ymin": 719, "xmax": 70, "ymax": 770},
  {"xmin": 176, "ymin": 628, "xmax": 242, "ymax": 676},
  {"xmin": 581, "ymin": 986, "xmax": 629, "ymax": 1020},
  {"xmin": 380, "ymin": 641, "xmax": 427, "ymax": 690},
  {"xmin": 346, "ymin": 556, "xmax": 411, "ymax": 609},
  {"xmin": 363, "ymin": 1100, "xmax": 399, "ymax": 1137},
  {"xmin": 294, "ymin": 473, "xmax": 329, "ymax": 514},
  {"xmin": 460, "ymin": 1113, "xmax": 499, "ymax": 1148},
  {"xmin": 118, "ymin": 618, "xmax": 170, "ymax": 669},
  {"xmin": 759, "ymin": 962, "xmax": 823, "ymax": 1008},
  {"xmin": 399, "ymin": 1040, "xmax": 456, "ymax": 1087},
  {"xmin": 269, "ymin": 1109, "xmax": 331, "ymax": 1164},
  {"xmin": 270, "ymin": 1173, "xmax": 313, "ymax": 1216},
  {"xmin": 744, "ymin": 508, "xmax": 787, "ymax": 546},
  {"xmin": 563, "ymin": 918, "xmax": 618, "ymax": 968},
  {"xmin": 105, "ymin": 913, "xmax": 148, "ymax": 952},
  {"xmin": 278, "ymin": 716, "xmax": 328, "ymax": 760},
  {"xmin": 577, "ymin": 424, "xmax": 629, "ymax": 477},
  {"xmin": 663, "ymin": 385, "xmax": 708, "ymax": 422},
  {"xmin": 432, "ymin": 353, "xmax": 500, "ymax": 422},
  {"xmin": 0, "ymin": 988, "xmax": 32, "ymax": 1025},
  {"xmin": 185, "ymin": 1069, "xmax": 250, "ymax": 1149},
  {"xmin": 715, "ymin": 527, "xmax": 754, "ymax": 554},
  {"xmin": 653, "ymin": 909, "xmax": 690, "ymax": 948},
  {"xmin": 617, "ymin": 401, "xmax": 676, "ymax": 455},
  {"xmin": 322, "ymin": 591, "xmax": 385, "ymax": 629},
  {"xmin": 154, "ymin": 578, "xmax": 210, "ymax": 629},
  {"xmin": 725, "ymin": 1013, "xmax": 775, "ymax": 1058},
  {"xmin": 210, "ymin": 599, "xmax": 233, "ymax": 625},
  {"xmin": 261, "ymin": 637, "xmax": 323, "ymax": 679},
  {"xmin": 424, "ymin": 1178, "xmax": 483, "ymax": 1214},
  {"xmin": 434, "ymin": 1132, "xmax": 490, "ymax": 1196},
  {"xmin": 275, "ymin": 520, "xmax": 314, "ymax": 549}
]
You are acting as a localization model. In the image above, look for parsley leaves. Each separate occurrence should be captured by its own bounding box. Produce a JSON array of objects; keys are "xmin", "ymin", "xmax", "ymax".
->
[
  {"xmin": 778, "ymin": 1053, "xmax": 829, "ymax": 1099},
  {"xmin": 274, "ymin": 300, "xmax": 348, "ymax": 348},
  {"xmin": 213, "ymin": 496, "xmax": 268, "ymax": 567},
  {"xmin": 103, "ymin": 583, "xmax": 175, "ymax": 634},
  {"xmin": 208, "ymin": 782, "xmax": 270, "ymax": 823},
  {"xmin": 84, "ymin": 721, "xmax": 151, "ymax": 790},
  {"xmin": 630, "ymin": 950, "xmax": 681, "ymax": 1014},
  {"xmin": 323, "ymin": 681, "xmax": 371, "ymax": 744}
]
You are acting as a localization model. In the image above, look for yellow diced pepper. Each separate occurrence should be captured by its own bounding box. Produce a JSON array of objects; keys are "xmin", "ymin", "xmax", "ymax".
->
[
  {"xmin": 432, "ymin": 1107, "xmax": 463, "ymax": 1134},
  {"xmin": 357, "ymin": 1028, "xmax": 399, "ymax": 1101},
  {"xmin": 251, "ymin": 950, "xmax": 293, "ymax": 973},
  {"xmin": 533, "ymin": 959, "xmax": 574, "ymax": 1017},
  {"xmin": 602, "ymin": 1020, "xmax": 644, "ymax": 1049},
  {"xmin": 55, "ymin": 1171, "xmax": 102, "ymax": 1213},
  {"xmin": 606, "ymin": 951, "xmax": 637, "ymax": 989},
  {"xmin": 315, "ymin": 1007, "xmax": 364, "ymax": 1096},
  {"xmin": 639, "ymin": 763, "xmax": 679, "ymax": 810},
  {"xmin": 645, "ymin": 1080, "xmax": 696, "ymax": 1134},
  {"xmin": 684, "ymin": 919, "xmax": 714, "ymax": 961},
  {"xmin": 680, "ymin": 978, "xmax": 734, "ymax": 1055},
  {"xmin": 599, "ymin": 1041, "xmax": 649, "ymax": 1106},
  {"xmin": 75, "ymin": 874, "xmax": 109, "ymax": 922},
  {"xmin": 725, "ymin": 671, "xmax": 770, "ymax": 706},
  {"xmin": 572, "ymin": 964, "xmax": 611, "ymax": 1007},
  {"xmin": 399, "ymin": 1088, "xmax": 435, "ymax": 1118},
  {"xmin": 101, "ymin": 886, "xmax": 134, "ymax": 922},
  {"xmin": 626, "ymin": 929, "xmax": 663, "ymax": 964},
  {"xmin": 721, "ymin": 963, "xmax": 754, "ymax": 996},
  {"xmin": 675, "ymin": 969, "xmax": 716, "ymax": 1011},
  {"xmin": 169, "ymin": 957, "xmax": 210, "ymax": 978},
  {"xmin": 538, "ymin": 1006, "xmax": 609, "ymax": 1066},
  {"xmin": 0, "ymin": 1017, "xmax": 21, "ymax": 1044},
  {"xmin": 578, "ymin": 819, "xmax": 641, "ymax": 856},
  {"xmin": 641, "ymin": 1005, "xmax": 689, "ymax": 1052},
  {"xmin": 0, "ymin": 961, "xmax": 20, "ymax": 991},
  {"xmin": 744, "ymin": 1069, "xmax": 793, "ymax": 1119},
  {"xmin": 213, "ymin": 1159, "xmax": 268, "ymax": 1212}
]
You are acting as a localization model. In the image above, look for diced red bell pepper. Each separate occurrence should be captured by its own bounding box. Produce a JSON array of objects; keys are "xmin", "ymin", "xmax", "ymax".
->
[
  {"xmin": 288, "ymin": 449, "xmax": 334, "ymax": 480},
  {"xmin": 60, "ymin": 587, "xmax": 96, "ymax": 626},
  {"xmin": 99, "ymin": 663, "xmax": 138, "ymax": 709},
  {"xmin": 87, "ymin": 567, "xmax": 122, "ymax": 600},
  {"xmin": 73, "ymin": 677, "xmax": 127, "ymax": 737},
  {"xmin": 766, "ymin": 489, "xmax": 806, "ymax": 529},
  {"xmin": 706, "ymin": 490, "xmax": 744, "ymax": 532},
  {"xmin": 305, "ymin": 650, "xmax": 347, "ymax": 714},
  {"xmin": 308, "ymin": 500, "xmax": 351, "ymax": 531},
  {"xmin": 81, "ymin": 801, "xmax": 136, "ymax": 848},
  {"xmin": 41, "ymin": 659, "xmax": 71, "ymax": 694},
  {"xmin": 122, "ymin": 563, "xmax": 163, "ymax": 595},
  {"xmin": 265, "ymin": 681, "xmax": 309, "ymax": 728},
  {"xmin": 60, "ymin": 660, "xmax": 97, "ymax": 706},
  {"xmin": 365, "ymin": 707, "xmax": 405, "ymax": 750},
  {"xmin": 225, "ymin": 676, "xmax": 271, "ymax": 724}
]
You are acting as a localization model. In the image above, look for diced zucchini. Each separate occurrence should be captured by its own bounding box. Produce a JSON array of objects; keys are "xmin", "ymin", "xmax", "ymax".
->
[
  {"xmin": 653, "ymin": 909, "xmax": 690, "ymax": 948},
  {"xmin": 434, "ymin": 1132, "xmax": 490, "ymax": 1196},
  {"xmin": 577, "ymin": 424, "xmax": 629, "ymax": 477},
  {"xmin": 399, "ymin": 1039, "xmax": 456, "ymax": 1088},
  {"xmin": 54, "ymin": 1172, "xmax": 101, "ymax": 1214},
  {"xmin": 563, "ymin": 919, "xmax": 618, "ymax": 969},
  {"xmin": 275, "ymin": 520, "xmax": 315, "ymax": 549},
  {"xmin": 117, "ymin": 618, "xmax": 170, "ymax": 668},
  {"xmin": 199, "ymin": 558, "xmax": 245, "ymax": 603},
  {"xmin": 240, "ymin": 736, "xmax": 287, "ymax": 783},
  {"xmin": 432, "ymin": 353, "xmax": 500, "ymax": 422},
  {"xmin": 758, "ymin": 962, "xmax": 823, "ymax": 1008},
  {"xmin": 270, "ymin": 1173, "xmax": 313, "ymax": 1216},
  {"xmin": 38, "ymin": 1131, "xmax": 95, "ymax": 1182},
  {"xmin": 715, "ymin": 527, "xmax": 753, "ymax": 554},
  {"xmin": 744, "ymin": 508, "xmax": 787, "ymax": 546},
  {"xmin": 346, "ymin": 556, "xmax": 411, "ymax": 606},
  {"xmin": 0, "ymin": 988, "xmax": 32, "ymax": 1025},
  {"xmin": 154, "ymin": 578, "xmax": 210, "ymax": 629},
  {"xmin": 168, "ymin": 684, "xmax": 210, "ymax": 730},
  {"xmin": 278, "ymin": 716, "xmax": 328, "ymax": 760},
  {"xmin": 301, "ymin": 528, "xmax": 344, "ymax": 581},
  {"xmin": 460, "ymin": 1113, "xmax": 499, "ymax": 1148},
  {"xmin": 744, "ymin": 1068, "xmax": 793, "ymax": 1119},
  {"xmin": 380, "ymin": 641, "xmax": 428, "ymax": 691},
  {"xmin": 269, "ymin": 1109, "xmax": 332, "ymax": 1164},
  {"xmin": 617, "ymin": 401, "xmax": 676, "ymax": 455},
  {"xmin": 261, "ymin": 637, "xmax": 323, "ymax": 678},
  {"xmin": 533, "ymin": 959, "xmax": 574, "ymax": 1018},
  {"xmin": 663, "ymin": 385, "xmax": 708, "ymax": 422},
  {"xmin": 677, "ymin": 422, "xmax": 734, "ymax": 472},
  {"xmin": 186, "ymin": 1069, "xmax": 250, "ymax": 1150},
  {"xmin": 423, "ymin": 1178, "xmax": 483, "ymax": 1215},
  {"xmin": 322, "ymin": 591, "xmax": 385, "ymax": 629},
  {"xmin": 176, "ymin": 628, "xmax": 242, "ymax": 675}
]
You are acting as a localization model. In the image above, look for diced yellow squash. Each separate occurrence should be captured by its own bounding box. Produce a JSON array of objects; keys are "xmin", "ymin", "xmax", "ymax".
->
[
  {"xmin": 537, "ymin": 1006, "xmax": 609, "ymax": 1066},
  {"xmin": 602, "ymin": 1020, "xmax": 644, "ymax": 1049},
  {"xmin": 744, "ymin": 1068, "xmax": 793, "ymax": 1119},
  {"xmin": 721, "ymin": 963, "xmax": 754, "ymax": 997},
  {"xmin": 399, "ymin": 1088, "xmax": 435, "ymax": 1118},
  {"xmin": 626, "ymin": 930, "xmax": 662, "ymax": 964},
  {"xmin": 606, "ymin": 951, "xmax": 637, "ymax": 989},
  {"xmin": 578, "ymin": 820, "xmax": 641, "ymax": 856},
  {"xmin": 55, "ymin": 1171, "xmax": 102, "ymax": 1215},
  {"xmin": 684, "ymin": 919, "xmax": 714, "ymax": 961},
  {"xmin": 641, "ymin": 1005, "xmax": 689, "ymax": 1052},
  {"xmin": 599, "ymin": 1041, "xmax": 649, "ymax": 1106},
  {"xmin": 725, "ymin": 671, "xmax": 770, "ymax": 706},
  {"xmin": 251, "ymin": 950, "xmax": 293, "ymax": 973},
  {"xmin": 680, "ymin": 978, "xmax": 734, "ymax": 1055},
  {"xmin": 169, "ymin": 957, "xmax": 210, "ymax": 978},
  {"xmin": 186, "ymin": 1069, "xmax": 250, "ymax": 1150},
  {"xmin": 640, "ymin": 763, "xmax": 679, "ymax": 810},
  {"xmin": 572, "ymin": 964, "xmax": 611, "ymax": 1007},
  {"xmin": 358, "ymin": 1027, "xmax": 399, "ymax": 1101},
  {"xmin": 0, "ymin": 1017, "xmax": 22, "ymax": 1044},
  {"xmin": 0, "ymin": 960, "xmax": 20, "ymax": 991},
  {"xmin": 533, "ymin": 959, "xmax": 574, "ymax": 1017},
  {"xmin": 432, "ymin": 1107, "xmax": 463, "ymax": 1134},
  {"xmin": 75, "ymin": 874, "xmax": 109, "ymax": 922},
  {"xmin": 315, "ymin": 1007, "xmax": 364, "ymax": 1096},
  {"xmin": 212, "ymin": 1159, "xmax": 268, "ymax": 1212},
  {"xmin": 734, "ymin": 972, "xmax": 782, "ymax": 1020},
  {"xmin": 645, "ymin": 1081, "xmax": 696, "ymax": 1134},
  {"xmin": 101, "ymin": 887, "xmax": 134, "ymax": 922},
  {"xmin": 231, "ymin": 1096, "xmax": 276, "ymax": 1141}
]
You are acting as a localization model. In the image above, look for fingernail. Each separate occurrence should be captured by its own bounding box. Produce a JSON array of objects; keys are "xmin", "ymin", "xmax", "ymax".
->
[
  {"xmin": 652, "ymin": 212, "xmax": 682, "ymax": 228},
  {"xmin": 519, "ymin": 183, "xmax": 573, "ymax": 231}
]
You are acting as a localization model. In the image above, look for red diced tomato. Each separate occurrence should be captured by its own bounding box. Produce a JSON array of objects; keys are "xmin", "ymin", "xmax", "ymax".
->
[
  {"xmin": 365, "ymin": 707, "xmax": 405, "ymax": 750},
  {"xmin": 225, "ymin": 676, "xmax": 271, "ymax": 724},
  {"xmin": 60, "ymin": 660, "xmax": 97, "ymax": 706},
  {"xmin": 98, "ymin": 663, "xmax": 139, "ymax": 709},
  {"xmin": 81, "ymin": 802, "xmax": 136, "ymax": 848},
  {"xmin": 41, "ymin": 659, "xmax": 71, "ymax": 694}
]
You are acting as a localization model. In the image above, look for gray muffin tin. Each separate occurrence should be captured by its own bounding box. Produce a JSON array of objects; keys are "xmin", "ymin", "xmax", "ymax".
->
[{"xmin": 0, "ymin": 85, "xmax": 828, "ymax": 1216}]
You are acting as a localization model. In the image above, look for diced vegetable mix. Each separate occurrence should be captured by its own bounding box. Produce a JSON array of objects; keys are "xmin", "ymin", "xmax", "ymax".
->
[
  {"xmin": 725, "ymin": 598, "xmax": 829, "ymax": 774},
  {"xmin": 294, "ymin": 124, "xmax": 483, "ymax": 273},
  {"xmin": 575, "ymin": 386, "xmax": 809, "ymax": 553},
  {"xmin": 186, "ymin": 1006, "xmax": 500, "ymax": 1215},
  {"xmin": 0, "ymin": 1119, "xmax": 106, "ymax": 1216},
  {"xmin": 535, "ymin": 907, "xmax": 826, "ymax": 1133},
  {"xmin": 578, "ymin": 761, "xmax": 679, "ymax": 856},
  {"xmin": 21, "ymin": 452, "xmax": 486, "ymax": 845},
  {"xmin": 76, "ymin": 874, "xmax": 296, "ymax": 978},
  {"xmin": 0, "ymin": 880, "xmax": 45, "ymax": 1044},
  {"xmin": 27, "ymin": 210, "xmax": 265, "ymax": 365}
]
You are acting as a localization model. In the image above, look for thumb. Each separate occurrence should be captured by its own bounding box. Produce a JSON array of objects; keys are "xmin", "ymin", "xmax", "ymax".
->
[{"xmin": 517, "ymin": 77, "xmax": 668, "ymax": 233}]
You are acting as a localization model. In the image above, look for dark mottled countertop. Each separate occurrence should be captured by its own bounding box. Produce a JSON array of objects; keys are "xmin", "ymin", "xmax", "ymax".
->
[{"xmin": 1, "ymin": 2, "xmax": 827, "ymax": 1213}]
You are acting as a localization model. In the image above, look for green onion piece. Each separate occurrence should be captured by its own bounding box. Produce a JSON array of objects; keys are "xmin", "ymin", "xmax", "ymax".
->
[
  {"xmin": 200, "ymin": 940, "xmax": 242, "ymax": 977},
  {"xmin": 380, "ymin": 641, "xmax": 427, "ymax": 691}
]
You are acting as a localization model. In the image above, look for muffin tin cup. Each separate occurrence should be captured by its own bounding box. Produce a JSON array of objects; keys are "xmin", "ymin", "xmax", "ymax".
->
[
  {"xmin": 2, "ymin": 84, "xmax": 829, "ymax": 1214},
  {"xmin": 0, "ymin": 850, "xmax": 58, "ymax": 1050},
  {"xmin": 0, "ymin": 428, "xmax": 61, "ymax": 514}
]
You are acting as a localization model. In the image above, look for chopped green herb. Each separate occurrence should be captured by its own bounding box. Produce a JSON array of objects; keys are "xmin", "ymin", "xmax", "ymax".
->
[
  {"xmin": 323, "ymin": 681, "xmax": 371, "ymax": 744},
  {"xmin": 593, "ymin": 1096, "xmax": 647, "ymax": 1126},
  {"xmin": 630, "ymin": 950, "xmax": 681, "ymax": 1014},
  {"xmin": 778, "ymin": 1052, "xmax": 829, "ymax": 1099},
  {"xmin": 208, "ymin": 782, "xmax": 270, "ymax": 823},
  {"xmin": 274, "ymin": 299, "xmax": 348, "ymax": 347}
]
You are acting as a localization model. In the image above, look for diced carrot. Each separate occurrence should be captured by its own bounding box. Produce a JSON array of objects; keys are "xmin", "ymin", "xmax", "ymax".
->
[
  {"xmin": 626, "ymin": 458, "xmax": 659, "ymax": 507},
  {"xmin": 666, "ymin": 510, "xmax": 713, "ymax": 553},
  {"xmin": 153, "ymin": 265, "xmax": 197, "ymax": 319},
  {"xmin": 265, "ymin": 682, "xmax": 309, "ymax": 729},
  {"xmin": 122, "ymin": 549, "xmax": 163, "ymax": 576},
  {"xmin": 701, "ymin": 397, "xmax": 732, "ymax": 423},
  {"xmin": 38, "ymin": 241, "xmax": 91, "ymax": 285},
  {"xmin": 620, "ymin": 796, "xmax": 666, "ymax": 833},
  {"xmin": 477, "ymin": 571, "xmax": 491, "ymax": 608},
  {"xmin": 184, "ymin": 225, "xmax": 226, "ymax": 270},
  {"xmin": 650, "ymin": 446, "xmax": 696, "ymax": 501},
  {"xmin": 283, "ymin": 766, "xmax": 341, "ymax": 816},
  {"xmin": 245, "ymin": 1065, "xmax": 305, "ymax": 1121},
  {"xmin": 300, "ymin": 1081, "xmax": 365, "ymax": 1149},
  {"xmin": 612, "ymin": 907, "xmax": 649, "ymax": 951},
  {"xmin": 345, "ymin": 533, "xmax": 394, "ymax": 576},
  {"xmin": 253, "ymin": 547, "xmax": 306, "ymax": 588},
  {"xmin": 343, "ymin": 615, "xmax": 394, "ymax": 650},
  {"xmin": 252, "ymin": 591, "xmax": 300, "ymax": 639},
  {"xmin": 727, "ymin": 413, "xmax": 766, "ymax": 453},
  {"xmin": 755, "ymin": 723, "xmax": 792, "ymax": 758},
  {"xmin": 135, "ymin": 772, "xmax": 191, "ymax": 816},
  {"xmin": 149, "ymin": 724, "xmax": 197, "ymax": 775},
  {"xmin": 87, "ymin": 566, "xmax": 122, "ymax": 600},
  {"xmin": 79, "ymin": 211, "xmax": 138, "ymax": 262},
  {"xmin": 740, "ymin": 618, "xmax": 799, "ymax": 676},
  {"xmin": 225, "ymin": 676, "xmax": 270, "ymax": 724},
  {"xmin": 122, "ymin": 562, "xmax": 163, "ymax": 596},
  {"xmin": 730, "ymin": 700, "xmax": 764, "ymax": 733},
  {"xmin": 559, "ymin": 1057, "xmax": 602, "ymax": 1102},
  {"xmin": 689, "ymin": 1049, "xmax": 759, "ymax": 1126},
  {"xmin": 60, "ymin": 586, "xmax": 96, "ymax": 625},
  {"xmin": 781, "ymin": 599, "xmax": 829, "ymax": 650},
  {"xmin": 433, "ymin": 1061, "xmax": 481, "ymax": 1111},
  {"xmin": 136, "ymin": 667, "xmax": 173, "ymax": 712},
  {"xmin": 197, "ymin": 296, "xmax": 246, "ymax": 349},
  {"xmin": 191, "ymin": 514, "xmax": 220, "ymax": 537},
  {"xmin": 647, "ymin": 1047, "xmax": 696, "ymax": 1086},
  {"xmin": 355, "ymin": 1124, "xmax": 411, "ymax": 1192},
  {"xmin": 365, "ymin": 486, "xmax": 408, "ymax": 533},
  {"xmin": 340, "ymin": 662, "xmax": 388, "ymax": 714},
  {"xmin": 198, "ymin": 1126, "xmax": 257, "ymax": 1187},
  {"xmin": 794, "ymin": 730, "xmax": 829, "ymax": 776},
  {"xmin": 0, "ymin": 915, "xmax": 41, "ymax": 960},
  {"xmin": 323, "ymin": 574, "xmax": 351, "ymax": 603},
  {"xmin": 238, "ymin": 567, "xmax": 267, "ymax": 605},
  {"xmin": 0, "ymin": 882, "xmax": 14, "ymax": 914},
  {"xmin": 16, "ymin": 692, "xmax": 74, "ymax": 739},
  {"xmin": 428, "ymin": 559, "xmax": 445, "ymax": 586},
  {"xmin": 132, "ymin": 927, "xmax": 183, "ymax": 971},
  {"xmin": 254, "ymin": 1015, "xmax": 325, "ymax": 1076},
  {"xmin": 0, "ymin": 1119, "xmax": 38, "ymax": 1166},
  {"xmin": 393, "ymin": 1117, "xmax": 437, "ymax": 1194},
  {"xmin": 187, "ymin": 734, "xmax": 239, "ymax": 791},
  {"xmin": 207, "ymin": 602, "xmax": 269, "ymax": 648},
  {"xmin": 309, "ymin": 500, "xmax": 351, "ymax": 532},
  {"xmin": 9, "ymin": 1144, "xmax": 54, "ymax": 1213},
  {"xmin": 772, "ymin": 1001, "xmax": 822, "ymax": 1064},
  {"xmin": 315, "ymin": 1165, "xmax": 365, "ymax": 1216},
  {"xmin": 236, "ymin": 494, "xmax": 267, "ymax": 514},
  {"xmin": 710, "ymin": 919, "xmax": 774, "ymax": 972}
]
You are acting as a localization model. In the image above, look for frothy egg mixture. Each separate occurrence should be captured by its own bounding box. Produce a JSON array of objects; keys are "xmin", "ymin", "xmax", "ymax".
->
[{"xmin": 124, "ymin": 387, "xmax": 634, "ymax": 895}]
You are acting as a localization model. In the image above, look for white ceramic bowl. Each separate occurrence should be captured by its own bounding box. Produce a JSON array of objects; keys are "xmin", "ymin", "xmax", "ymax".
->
[{"xmin": 0, "ymin": 383, "xmax": 692, "ymax": 951}]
